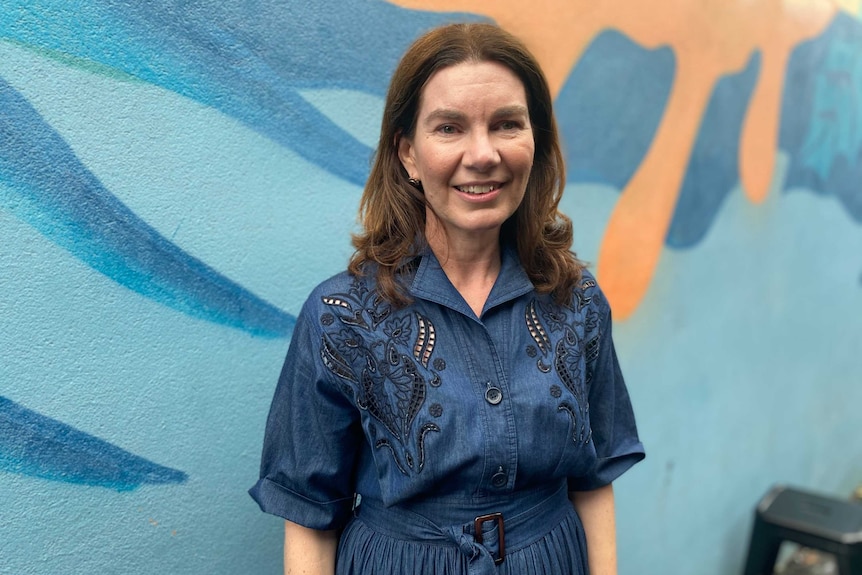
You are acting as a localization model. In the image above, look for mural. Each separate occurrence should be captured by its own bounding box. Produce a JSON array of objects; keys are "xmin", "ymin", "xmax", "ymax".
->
[
  {"xmin": 0, "ymin": 396, "xmax": 186, "ymax": 490},
  {"xmin": 0, "ymin": 75, "xmax": 295, "ymax": 338},
  {"xmin": 1, "ymin": 0, "xmax": 860, "ymax": 573},
  {"xmin": 393, "ymin": 0, "xmax": 862, "ymax": 317},
  {"xmin": 0, "ymin": 0, "xmax": 470, "ymax": 492}
]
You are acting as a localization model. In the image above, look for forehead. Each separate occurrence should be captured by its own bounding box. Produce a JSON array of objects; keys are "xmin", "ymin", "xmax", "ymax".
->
[{"xmin": 417, "ymin": 60, "xmax": 528, "ymax": 114}]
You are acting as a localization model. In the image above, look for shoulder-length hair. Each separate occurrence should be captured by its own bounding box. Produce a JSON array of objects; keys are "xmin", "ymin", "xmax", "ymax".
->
[{"xmin": 349, "ymin": 22, "xmax": 583, "ymax": 306}]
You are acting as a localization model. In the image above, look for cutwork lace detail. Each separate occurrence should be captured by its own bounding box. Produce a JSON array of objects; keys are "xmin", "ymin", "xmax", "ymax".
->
[
  {"xmin": 318, "ymin": 277, "xmax": 446, "ymax": 474},
  {"xmin": 524, "ymin": 279, "xmax": 603, "ymax": 445}
]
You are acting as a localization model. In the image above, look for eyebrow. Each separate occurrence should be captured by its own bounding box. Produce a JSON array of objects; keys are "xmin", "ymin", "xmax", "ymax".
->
[
  {"xmin": 491, "ymin": 105, "xmax": 529, "ymax": 120},
  {"xmin": 421, "ymin": 105, "xmax": 529, "ymax": 125},
  {"xmin": 422, "ymin": 109, "xmax": 466, "ymax": 125}
]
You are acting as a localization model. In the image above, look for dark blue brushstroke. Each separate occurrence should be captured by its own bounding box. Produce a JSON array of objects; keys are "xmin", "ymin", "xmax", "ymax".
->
[
  {"xmin": 0, "ymin": 0, "xmax": 485, "ymax": 186},
  {"xmin": 556, "ymin": 30, "xmax": 675, "ymax": 188},
  {"xmin": 0, "ymin": 77, "xmax": 295, "ymax": 338},
  {"xmin": 0, "ymin": 396, "xmax": 186, "ymax": 490},
  {"xmin": 781, "ymin": 12, "xmax": 862, "ymax": 222},
  {"xmin": 667, "ymin": 53, "xmax": 761, "ymax": 248}
]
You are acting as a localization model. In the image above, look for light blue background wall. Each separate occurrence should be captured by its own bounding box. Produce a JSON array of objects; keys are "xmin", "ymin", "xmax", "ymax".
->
[{"xmin": 1, "ymin": 2, "xmax": 860, "ymax": 574}]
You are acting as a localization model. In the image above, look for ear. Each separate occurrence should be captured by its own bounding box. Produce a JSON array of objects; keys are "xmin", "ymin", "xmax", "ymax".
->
[{"xmin": 397, "ymin": 132, "xmax": 417, "ymax": 178}]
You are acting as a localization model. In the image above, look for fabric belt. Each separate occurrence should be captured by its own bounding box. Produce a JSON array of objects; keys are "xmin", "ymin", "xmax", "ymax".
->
[{"xmin": 354, "ymin": 481, "xmax": 571, "ymax": 575}]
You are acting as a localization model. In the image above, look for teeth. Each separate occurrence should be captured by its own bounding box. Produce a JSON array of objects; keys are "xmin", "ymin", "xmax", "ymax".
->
[{"xmin": 456, "ymin": 184, "xmax": 498, "ymax": 194}]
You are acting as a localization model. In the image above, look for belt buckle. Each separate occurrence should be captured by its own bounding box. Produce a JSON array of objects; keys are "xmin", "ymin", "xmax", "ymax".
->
[{"xmin": 473, "ymin": 512, "xmax": 505, "ymax": 565}]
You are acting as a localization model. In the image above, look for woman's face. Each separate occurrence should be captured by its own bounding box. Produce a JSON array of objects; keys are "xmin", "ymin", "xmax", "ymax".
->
[{"xmin": 398, "ymin": 60, "xmax": 535, "ymax": 246}]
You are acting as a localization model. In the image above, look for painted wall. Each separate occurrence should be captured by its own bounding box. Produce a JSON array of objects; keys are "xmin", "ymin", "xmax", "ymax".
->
[{"xmin": 1, "ymin": 1, "xmax": 860, "ymax": 573}]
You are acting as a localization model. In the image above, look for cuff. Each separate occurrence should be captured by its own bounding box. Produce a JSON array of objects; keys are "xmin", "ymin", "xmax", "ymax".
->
[
  {"xmin": 249, "ymin": 477, "xmax": 354, "ymax": 530},
  {"xmin": 567, "ymin": 443, "xmax": 645, "ymax": 491}
]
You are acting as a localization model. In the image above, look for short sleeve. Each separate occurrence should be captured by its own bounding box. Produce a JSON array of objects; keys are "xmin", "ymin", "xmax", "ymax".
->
[
  {"xmin": 248, "ymin": 296, "xmax": 361, "ymax": 530},
  {"xmin": 568, "ymin": 285, "xmax": 645, "ymax": 491}
]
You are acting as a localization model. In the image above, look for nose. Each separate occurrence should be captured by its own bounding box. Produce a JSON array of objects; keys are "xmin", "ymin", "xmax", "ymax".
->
[{"xmin": 463, "ymin": 130, "xmax": 500, "ymax": 171}]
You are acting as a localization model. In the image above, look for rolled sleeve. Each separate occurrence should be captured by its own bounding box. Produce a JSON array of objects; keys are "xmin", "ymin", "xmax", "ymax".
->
[
  {"xmin": 568, "ymin": 287, "xmax": 645, "ymax": 491},
  {"xmin": 249, "ymin": 297, "xmax": 361, "ymax": 530}
]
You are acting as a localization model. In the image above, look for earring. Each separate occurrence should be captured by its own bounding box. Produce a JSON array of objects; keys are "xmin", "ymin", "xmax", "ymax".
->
[{"xmin": 408, "ymin": 177, "xmax": 423, "ymax": 191}]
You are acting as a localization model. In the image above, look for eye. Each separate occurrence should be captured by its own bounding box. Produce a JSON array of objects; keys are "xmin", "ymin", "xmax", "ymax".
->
[
  {"xmin": 436, "ymin": 124, "xmax": 458, "ymax": 134},
  {"xmin": 497, "ymin": 120, "xmax": 522, "ymax": 131}
]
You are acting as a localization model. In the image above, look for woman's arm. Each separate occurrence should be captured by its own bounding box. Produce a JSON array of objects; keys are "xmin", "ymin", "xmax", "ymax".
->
[
  {"xmin": 569, "ymin": 483, "xmax": 617, "ymax": 575},
  {"xmin": 283, "ymin": 520, "xmax": 338, "ymax": 575}
]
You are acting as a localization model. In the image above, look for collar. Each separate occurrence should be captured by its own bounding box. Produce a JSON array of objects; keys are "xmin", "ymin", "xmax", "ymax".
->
[{"xmin": 409, "ymin": 245, "xmax": 535, "ymax": 319}]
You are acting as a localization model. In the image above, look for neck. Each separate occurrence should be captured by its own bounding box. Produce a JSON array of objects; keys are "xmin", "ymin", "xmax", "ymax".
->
[{"xmin": 426, "ymin": 220, "xmax": 502, "ymax": 317}]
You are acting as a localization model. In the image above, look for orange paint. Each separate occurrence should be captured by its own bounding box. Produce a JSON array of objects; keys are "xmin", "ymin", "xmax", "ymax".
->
[
  {"xmin": 599, "ymin": 55, "xmax": 721, "ymax": 318},
  {"xmin": 740, "ymin": 2, "xmax": 835, "ymax": 204},
  {"xmin": 740, "ymin": 47, "xmax": 786, "ymax": 205},
  {"xmin": 388, "ymin": 0, "xmax": 839, "ymax": 318}
]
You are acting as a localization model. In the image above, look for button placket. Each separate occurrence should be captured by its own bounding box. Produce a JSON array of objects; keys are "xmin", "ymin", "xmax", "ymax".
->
[{"xmin": 464, "ymin": 316, "xmax": 517, "ymax": 495}]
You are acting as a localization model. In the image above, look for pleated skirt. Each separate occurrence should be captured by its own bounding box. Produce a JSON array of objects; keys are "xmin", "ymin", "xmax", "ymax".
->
[{"xmin": 335, "ymin": 481, "xmax": 588, "ymax": 575}]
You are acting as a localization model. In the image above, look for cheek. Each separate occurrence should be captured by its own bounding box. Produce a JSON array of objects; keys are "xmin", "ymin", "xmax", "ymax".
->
[
  {"xmin": 417, "ymin": 149, "xmax": 456, "ymax": 181},
  {"xmin": 506, "ymin": 139, "xmax": 535, "ymax": 165},
  {"xmin": 511, "ymin": 147, "xmax": 536, "ymax": 180}
]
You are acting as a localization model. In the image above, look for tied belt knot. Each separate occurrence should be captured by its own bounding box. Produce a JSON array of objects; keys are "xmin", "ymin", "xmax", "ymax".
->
[
  {"xmin": 444, "ymin": 530, "xmax": 496, "ymax": 575},
  {"xmin": 354, "ymin": 481, "xmax": 570, "ymax": 575}
]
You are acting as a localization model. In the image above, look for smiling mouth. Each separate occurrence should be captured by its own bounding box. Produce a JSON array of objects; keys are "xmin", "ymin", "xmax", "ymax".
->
[{"xmin": 454, "ymin": 184, "xmax": 501, "ymax": 195}]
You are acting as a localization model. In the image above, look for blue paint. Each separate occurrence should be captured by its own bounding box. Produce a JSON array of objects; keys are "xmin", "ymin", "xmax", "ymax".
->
[
  {"xmin": 781, "ymin": 12, "xmax": 862, "ymax": 223},
  {"xmin": 556, "ymin": 30, "xmax": 675, "ymax": 189},
  {"xmin": 0, "ymin": 0, "xmax": 484, "ymax": 186},
  {"xmin": 0, "ymin": 77, "xmax": 295, "ymax": 338},
  {"xmin": 667, "ymin": 53, "xmax": 760, "ymax": 248},
  {"xmin": 0, "ymin": 396, "xmax": 186, "ymax": 490},
  {"xmin": 797, "ymin": 34, "xmax": 862, "ymax": 180}
]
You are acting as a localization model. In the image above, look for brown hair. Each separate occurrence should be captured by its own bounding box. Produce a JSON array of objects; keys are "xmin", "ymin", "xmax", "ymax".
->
[{"xmin": 349, "ymin": 22, "xmax": 582, "ymax": 306}]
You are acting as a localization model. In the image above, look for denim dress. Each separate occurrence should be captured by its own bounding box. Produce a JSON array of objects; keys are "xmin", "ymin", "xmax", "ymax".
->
[{"xmin": 250, "ymin": 248, "xmax": 645, "ymax": 574}]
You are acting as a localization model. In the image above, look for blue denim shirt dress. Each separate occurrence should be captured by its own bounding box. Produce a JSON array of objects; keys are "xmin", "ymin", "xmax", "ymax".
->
[{"xmin": 250, "ymin": 247, "xmax": 644, "ymax": 574}]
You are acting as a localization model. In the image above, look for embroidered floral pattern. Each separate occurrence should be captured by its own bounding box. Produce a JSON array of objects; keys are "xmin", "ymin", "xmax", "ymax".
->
[
  {"xmin": 318, "ymin": 277, "xmax": 446, "ymax": 474},
  {"xmin": 524, "ymin": 278, "xmax": 603, "ymax": 445},
  {"xmin": 383, "ymin": 316, "xmax": 411, "ymax": 346}
]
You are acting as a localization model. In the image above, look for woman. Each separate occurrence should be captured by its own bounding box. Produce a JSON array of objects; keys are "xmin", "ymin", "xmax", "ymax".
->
[{"xmin": 250, "ymin": 23, "xmax": 644, "ymax": 574}]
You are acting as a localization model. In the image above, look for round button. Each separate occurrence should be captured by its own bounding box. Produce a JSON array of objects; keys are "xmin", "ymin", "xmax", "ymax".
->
[
  {"xmin": 491, "ymin": 467, "xmax": 507, "ymax": 488},
  {"xmin": 485, "ymin": 385, "xmax": 503, "ymax": 405}
]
